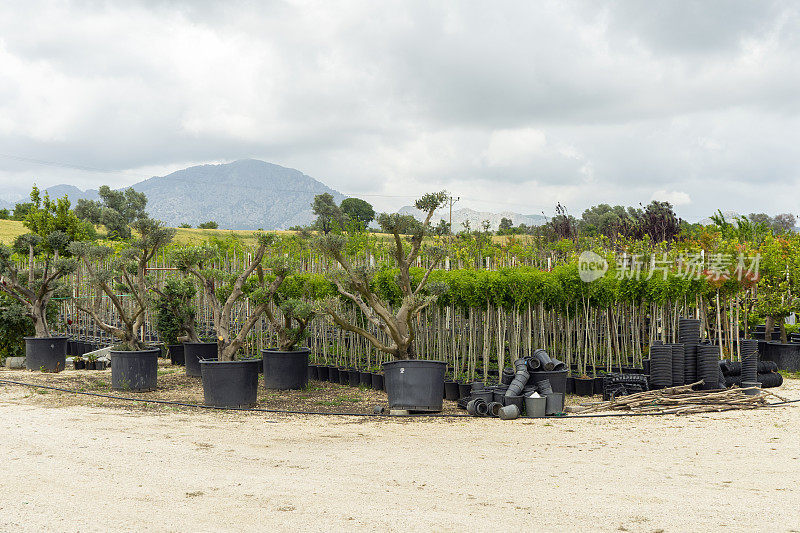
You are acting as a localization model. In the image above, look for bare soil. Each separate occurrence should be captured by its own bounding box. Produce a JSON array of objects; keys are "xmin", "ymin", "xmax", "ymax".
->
[{"xmin": 1, "ymin": 366, "xmax": 798, "ymax": 532}]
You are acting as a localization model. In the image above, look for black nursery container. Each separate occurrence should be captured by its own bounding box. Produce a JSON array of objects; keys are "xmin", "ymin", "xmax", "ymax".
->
[
  {"xmin": 444, "ymin": 380, "xmax": 460, "ymax": 401},
  {"xmin": 184, "ymin": 342, "xmax": 218, "ymax": 377},
  {"xmin": 574, "ymin": 376, "xmax": 594, "ymax": 396},
  {"xmin": 110, "ymin": 349, "xmax": 159, "ymax": 392},
  {"xmin": 200, "ymin": 358, "xmax": 260, "ymax": 408},
  {"xmin": 24, "ymin": 336, "xmax": 68, "ymax": 372},
  {"xmin": 649, "ymin": 344, "xmax": 673, "ymax": 389},
  {"xmin": 382, "ymin": 360, "xmax": 446, "ymax": 412},
  {"xmin": 168, "ymin": 344, "xmax": 185, "ymax": 366},
  {"xmin": 262, "ymin": 348, "xmax": 309, "ymax": 390}
]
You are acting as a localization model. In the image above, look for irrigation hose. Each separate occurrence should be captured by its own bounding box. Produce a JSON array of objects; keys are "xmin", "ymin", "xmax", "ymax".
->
[{"xmin": 0, "ymin": 378, "xmax": 798, "ymax": 420}]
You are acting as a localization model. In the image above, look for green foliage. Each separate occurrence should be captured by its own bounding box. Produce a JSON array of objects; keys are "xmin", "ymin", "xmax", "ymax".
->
[
  {"xmin": 153, "ymin": 278, "xmax": 198, "ymax": 346},
  {"xmin": 198, "ymin": 221, "xmax": 218, "ymax": 229},
  {"xmin": 340, "ymin": 198, "xmax": 375, "ymax": 230},
  {"xmin": 75, "ymin": 185, "xmax": 147, "ymax": 240},
  {"xmin": 311, "ymin": 193, "xmax": 344, "ymax": 235}
]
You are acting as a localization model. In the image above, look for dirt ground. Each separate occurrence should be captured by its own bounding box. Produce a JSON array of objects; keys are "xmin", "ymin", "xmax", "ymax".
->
[{"xmin": 1, "ymin": 368, "xmax": 798, "ymax": 532}]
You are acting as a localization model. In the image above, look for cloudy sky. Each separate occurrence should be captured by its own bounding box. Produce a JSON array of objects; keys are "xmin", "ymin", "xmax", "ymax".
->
[{"xmin": 1, "ymin": 0, "xmax": 799, "ymax": 221}]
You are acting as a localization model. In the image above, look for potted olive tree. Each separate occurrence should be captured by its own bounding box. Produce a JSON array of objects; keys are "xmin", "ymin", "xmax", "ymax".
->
[
  {"xmin": 152, "ymin": 277, "xmax": 200, "ymax": 366},
  {"xmin": 315, "ymin": 191, "xmax": 450, "ymax": 411},
  {"xmin": 172, "ymin": 234, "xmax": 297, "ymax": 406},
  {"xmin": 261, "ymin": 272, "xmax": 328, "ymax": 390},
  {"xmin": 0, "ymin": 233, "xmax": 76, "ymax": 371},
  {"xmin": 0, "ymin": 187, "xmax": 90, "ymax": 371},
  {"xmin": 70, "ymin": 217, "xmax": 176, "ymax": 391}
]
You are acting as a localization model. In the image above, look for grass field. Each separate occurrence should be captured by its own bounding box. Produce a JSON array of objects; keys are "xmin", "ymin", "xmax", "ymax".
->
[
  {"xmin": 0, "ymin": 220, "xmax": 26, "ymax": 245},
  {"xmin": 0, "ymin": 219, "xmax": 528, "ymax": 247}
]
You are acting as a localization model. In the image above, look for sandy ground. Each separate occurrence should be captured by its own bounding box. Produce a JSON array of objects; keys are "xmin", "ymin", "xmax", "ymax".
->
[{"xmin": 1, "ymin": 378, "xmax": 799, "ymax": 532}]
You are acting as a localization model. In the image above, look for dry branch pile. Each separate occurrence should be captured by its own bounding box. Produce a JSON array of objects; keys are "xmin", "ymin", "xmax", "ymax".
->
[{"xmin": 566, "ymin": 381, "xmax": 787, "ymax": 415}]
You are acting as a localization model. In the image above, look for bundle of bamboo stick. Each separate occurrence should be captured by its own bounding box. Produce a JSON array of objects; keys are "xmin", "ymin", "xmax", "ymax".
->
[{"xmin": 566, "ymin": 381, "xmax": 787, "ymax": 415}]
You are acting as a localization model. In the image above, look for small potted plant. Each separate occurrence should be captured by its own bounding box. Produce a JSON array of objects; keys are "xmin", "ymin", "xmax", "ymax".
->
[
  {"xmin": 315, "ymin": 191, "xmax": 450, "ymax": 411},
  {"xmin": 152, "ymin": 277, "xmax": 200, "ymax": 366},
  {"xmin": 70, "ymin": 217, "xmax": 176, "ymax": 391},
  {"xmin": 261, "ymin": 278, "xmax": 319, "ymax": 389},
  {"xmin": 72, "ymin": 354, "xmax": 85, "ymax": 370}
]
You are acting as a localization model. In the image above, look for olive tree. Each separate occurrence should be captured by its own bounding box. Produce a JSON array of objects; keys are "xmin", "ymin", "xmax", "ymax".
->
[
  {"xmin": 315, "ymin": 191, "xmax": 449, "ymax": 360},
  {"xmin": 70, "ymin": 218, "xmax": 176, "ymax": 350},
  {"xmin": 172, "ymin": 234, "xmax": 302, "ymax": 360},
  {"xmin": 0, "ymin": 187, "xmax": 90, "ymax": 337}
]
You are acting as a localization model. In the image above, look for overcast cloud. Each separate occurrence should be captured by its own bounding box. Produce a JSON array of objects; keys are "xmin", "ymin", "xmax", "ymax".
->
[{"xmin": 1, "ymin": 0, "xmax": 799, "ymax": 220}]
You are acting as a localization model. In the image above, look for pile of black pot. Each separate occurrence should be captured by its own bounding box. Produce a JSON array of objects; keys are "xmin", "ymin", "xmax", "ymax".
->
[
  {"xmin": 457, "ymin": 349, "xmax": 566, "ymax": 419},
  {"xmin": 645, "ymin": 319, "xmax": 777, "ymax": 392},
  {"xmin": 307, "ymin": 364, "xmax": 385, "ymax": 391},
  {"xmin": 721, "ymin": 359, "xmax": 783, "ymax": 389}
]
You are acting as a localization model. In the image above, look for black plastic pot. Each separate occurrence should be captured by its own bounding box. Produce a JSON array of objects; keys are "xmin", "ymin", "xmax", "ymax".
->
[
  {"xmin": 262, "ymin": 348, "xmax": 309, "ymax": 390},
  {"xmin": 457, "ymin": 382, "xmax": 471, "ymax": 399},
  {"xmin": 347, "ymin": 369, "xmax": 360, "ymax": 387},
  {"xmin": 565, "ymin": 376, "xmax": 575, "ymax": 394},
  {"xmin": 200, "ymin": 358, "xmax": 260, "ymax": 408},
  {"xmin": 649, "ymin": 344, "xmax": 673, "ymax": 389},
  {"xmin": 328, "ymin": 366, "xmax": 340, "ymax": 383},
  {"xmin": 669, "ymin": 344, "xmax": 685, "ymax": 386},
  {"xmin": 308, "ymin": 364, "xmax": 319, "ymax": 381},
  {"xmin": 110, "ymin": 349, "xmax": 159, "ymax": 392},
  {"xmin": 383, "ymin": 359, "xmax": 446, "ymax": 412},
  {"xmin": 184, "ymin": 342, "xmax": 217, "ymax": 377},
  {"xmin": 530, "ymin": 370, "xmax": 568, "ymax": 394},
  {"xmin": 371, "ymin": 372, "xmax": 384, "ymax": 391},
  {"xmin": 317, "ymin": 365, "xmax": 330, "ymax": 381},
  {"xmin": 73, "ymin": 359, "xmax": 86, "ymax": 370},
  {"xmin": 444, "ymin": 380, "xmax": 460, "ymax": 401},
  {"xmin": 168, "ymin": 344, "xmax": 185, "ymax": 366},
  {"xmin": 574, "ymin": 376, "xmax": 594, "ymax": 396},
  {"xmin": 593, "ymin": 376, "xmax": 605, "ymax": 395},
  {"xmin": 545, "ymin": 392, "xmax": 565, "ymax": 415},
  {"xmin": 761, "ymin": 342, "xmax": 800, "ymax": 372},
  {"xmin": 338, "ymin": 367, "xmax": 350, "ymax": 385},
  {"xmin": 501, "ymin": 394, "xmax": 524, "ymax": 413},
  {"xmin": 359, "ymin": 371, "xmax": 371, "ymax": 387},
  {"xmin": 24, "ymin": 336, "xmax": 68, "ymax": 372},
  {"xmin": 471, "ymin": 389, "xmax": 494, "ymax": 403}
]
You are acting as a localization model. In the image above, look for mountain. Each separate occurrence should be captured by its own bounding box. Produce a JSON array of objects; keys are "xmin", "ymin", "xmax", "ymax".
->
[
  {"xmin": 398, "ymin": 206, "xmax": 547, "ymax": 231},
  {"xmin": 38, "ymin": 160, "xmax": 345, "ymax": 230},
  {"xmin": 44, "ymin": 184, "xmax": 99, "ymax": 203}
]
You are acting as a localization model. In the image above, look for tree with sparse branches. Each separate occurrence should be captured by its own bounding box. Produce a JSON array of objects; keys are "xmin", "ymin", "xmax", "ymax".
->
[
  {"xmin": 70, "ymin": 218, "xmax": 176, "ymax": 350},
  {"xmin": 172, "ymin": 234, "xmax": 310, "ymax": 360},
  {"xmin": 315, "ymin": 191, "xmax": 449, "ymax": 360}
]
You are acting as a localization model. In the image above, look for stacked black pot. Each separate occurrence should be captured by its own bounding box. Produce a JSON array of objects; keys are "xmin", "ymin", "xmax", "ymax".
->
[
  {"xmin": 698, "ymin": 344, "xmax": 721, "ymax": 390},
  {"xmin": 668, "ymin": 344, "xmax": 685, "ymax": 386},
  {"xmin": 740, "ymin": 339, "xmax": 759, "ymax": 385},
  {"xmin": 649, "ymin": 344, "xmax": 673, "ymax": 389},
  {"xmin": 678, "ymin": 318, "xmax": 701, "ymax": 384}
]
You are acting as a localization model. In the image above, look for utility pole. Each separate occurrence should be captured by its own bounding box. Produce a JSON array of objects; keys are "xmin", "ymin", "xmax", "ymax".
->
[{"xmin": 448, "ymin": 195, "xmax": 460, "ymax": 239}]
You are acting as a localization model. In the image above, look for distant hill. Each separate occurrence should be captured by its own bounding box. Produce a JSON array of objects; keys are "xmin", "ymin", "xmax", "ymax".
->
[
  {"xmin": 398, "ymin": 205, "xmax": 547, "ymax": 231},
  {"xmin": 44, "ymin": 184, "xmax": 99, "ymax": 203},
  {"xmin": 37, "ymin": 160, "xmax": 346, "ymax": 230}
]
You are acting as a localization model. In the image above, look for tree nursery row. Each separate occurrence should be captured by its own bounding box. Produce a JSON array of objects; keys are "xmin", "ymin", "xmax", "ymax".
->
[{"xmin": 0, "ymin": 188, "xmax": 795, "ymax": 415}]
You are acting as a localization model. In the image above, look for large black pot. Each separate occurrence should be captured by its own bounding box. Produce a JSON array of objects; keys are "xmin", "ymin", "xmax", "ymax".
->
[
  {"xmin": 184, "ymin": 342, "xmax": 218, "ymax": 377},
  {"xmin": 574, "ymin": 376, "xmax": 594, "ymax": 397},
  {"xmin": 359, "ymin": 371, "xmax": 372, "ymax": 387},
  {"xmin": 443, "ymin": 380, "xmax": 460, "ymax": 401},
  {"xmin": 761, "ymin": 342, "xmax": 800, "ymax": 372},
  {"xmin": 382, "ymin": 360, "xmax": 446, "ymax": 412},
  {"xmin": 168, "ymin": 344, "xmax": 185, "ymax": 366},
  {"xmin": 110, "ymin": 349, "xmax": 159, "ymax": 392},
  {"xmin": 200, "ymin": 358, "xmax": 260, "ymax": 408},
  {"xmin": 371, "ymin": 372, "xmax": 384, "ymax": 391},
  {"xmin": 328, "ymin": 366, "xmax": 340, "ymax": 383},
  {"xmin": 262, "ymin": 348, "xmax": 309, "ymax": 390},
  {"xmin": 529, "ymin": 370, "xmax": 568, "ymax": 394},
  {"xmin": 24, "ymin": 336, "xmax": 68, "ymax": 372},
  {"xmin": 317, "ymin": 365, "xmax": 330, "ymax": 381}
]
